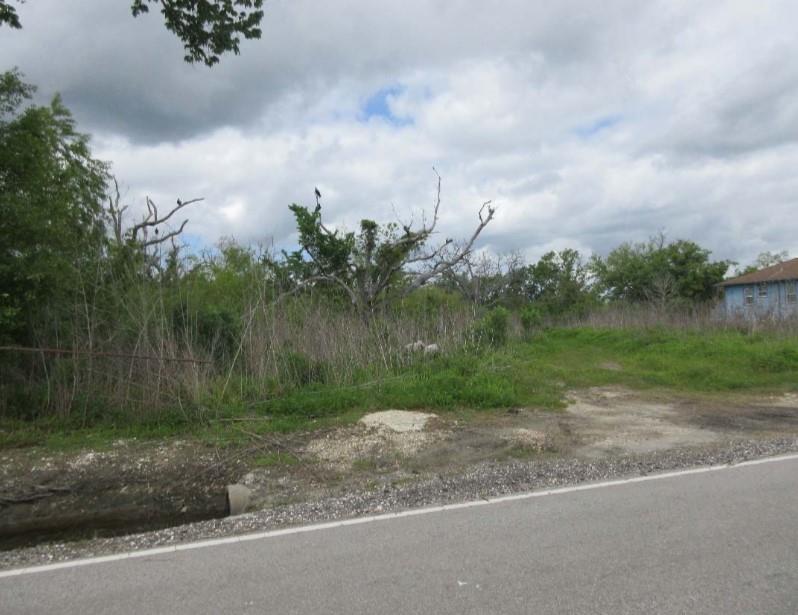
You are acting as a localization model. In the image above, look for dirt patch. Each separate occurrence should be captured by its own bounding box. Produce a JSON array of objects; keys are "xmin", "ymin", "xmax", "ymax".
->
[
  {"xmin": 501, "ymin": 428, "xmax": 548, "ymax": 452},
  {"xmin": 764, "ymin": 393, "xmax": 798, "ymax": 409},
  {"xmin": 4, "ymin": 389, "xmax": 798, "ymax": 553},
  {"xmin": 359, "ymin": 410, "xmax": 436, "ymax": 433},
  {"xmin": 564, "ymin": 387, "xmax": 722, "ymax": 456},
  {"xmin": 683, "ymin": 392, "xmax": 798, "ymax": 434}
]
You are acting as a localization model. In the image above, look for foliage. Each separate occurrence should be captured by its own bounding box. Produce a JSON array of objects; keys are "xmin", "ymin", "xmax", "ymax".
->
[
  {"xmin": 0, "ymin": 69, "xmax": 109, "ymax": 342},
  {"xmin": 7, "ymin": 325, "xmax": 798, "ymax": 449},
  {"xmin": 590, "ymin": 235, "xmax": 731, "ymax": 305},
  {"xmin": 131, "ymin": 0, "xmax": 265, "ymax": 66},
  {"xmin": 286, "ymin": 178, "xmax": 494, "ymax": 317},
  {"xmin": 286, "ymin": 202, "xmax": 420, "ymax": 314},
  {"xmin": 737, "ymin": 250, "xmax": 790, "ymax": 276},
  {"xmin": 520, "ymin": 305, "xmax": 543, "ymax": 337},
  {"xmin": 439, "ymin": 251, "xmax": 527, "ymax": 308},
  {"xmin": 0, "ymin": 0, "xmax": 22, "ymax": 29},
  {"xmin": 3, "ymin": 1, "xmax": 264, "ymax": 66},
  {"xmin": 524, "ymin": 249, "xmax": 596, "ymax": 318},
  {"xmin": 398, "ymin": 286, "xmax": 465, "ymax": 320},
  {"xmin": 475, "ymin": 306, "xmax": 510, "ymax": 347},
  {"xmin": 277, "ymin": 350, "xmax": 328, "ymax": 388},
  {"xmin": 171, "ymin": 241, "xmax": 273, "ymax": 359}
]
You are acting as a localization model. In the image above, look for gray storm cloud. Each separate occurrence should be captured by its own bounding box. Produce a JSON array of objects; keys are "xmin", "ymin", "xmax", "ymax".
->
[{"xmin": 2, "ymin": 0, "xmax": 797, "ymax": 265}]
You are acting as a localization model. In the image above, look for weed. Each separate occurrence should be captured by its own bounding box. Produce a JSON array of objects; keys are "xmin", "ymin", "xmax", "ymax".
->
[{"xmin": 4, "ymin": 326, "xmax": 797, "ymax": 451}]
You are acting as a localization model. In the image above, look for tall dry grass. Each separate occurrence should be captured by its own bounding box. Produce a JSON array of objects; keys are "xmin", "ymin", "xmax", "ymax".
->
[
  {"xmin": 5, "ymin": 254, "xmax": 797, "ymax": 425},
  {"xmin": 0, "ymin": 274, "xmax": 478, "ymax": 422},
  {"xmin": 567, "ymin": 301, "xmax": 798, "ymax": 335}
]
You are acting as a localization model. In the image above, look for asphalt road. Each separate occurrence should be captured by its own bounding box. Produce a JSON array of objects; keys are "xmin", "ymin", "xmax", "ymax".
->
[{"xmin": 4, "ymin": 456, "xmax": 798, "ymax": 614}]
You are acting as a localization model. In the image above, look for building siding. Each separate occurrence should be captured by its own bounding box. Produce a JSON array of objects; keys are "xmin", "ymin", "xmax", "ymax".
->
[{"xmin": 723, "ymin": 280, "xmax": 798, "ymax": 319}]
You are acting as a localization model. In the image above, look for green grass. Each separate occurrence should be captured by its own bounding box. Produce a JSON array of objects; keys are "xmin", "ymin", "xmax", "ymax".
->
[
  {"xmin": 521, "ymin": 328, "xmax": 798, "ymax": 392},
  {"xmin": 3, "ymin": 327, "xmax": 797, "ymax": 450}
]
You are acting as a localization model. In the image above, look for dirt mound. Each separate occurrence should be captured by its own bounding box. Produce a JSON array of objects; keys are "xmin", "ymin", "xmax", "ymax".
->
[
  {"xmin": 503, "ymin": 428, "xmax": 548, "ymax": 452},
  {"xmin": 359, "ymin": 410, "xmax": 437, "ymax": 433},
  {"xmin": 305, "ymin": 411, "xmax": 442, "ymax": 471}
]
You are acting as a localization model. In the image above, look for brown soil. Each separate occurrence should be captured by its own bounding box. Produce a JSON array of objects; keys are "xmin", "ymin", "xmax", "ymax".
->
[
  {"xmin": 2, "ymin": 388, "xmax": 798, "ymax": 550},
  {"xmin": 0, "ymin": 440, "xmax": 237, "ymax": 549}
]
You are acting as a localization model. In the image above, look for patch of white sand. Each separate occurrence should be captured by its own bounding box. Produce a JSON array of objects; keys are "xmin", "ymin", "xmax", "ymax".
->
[{"xmin": 359, "ymin": 410, "xmax": 437, "ymax": 433}]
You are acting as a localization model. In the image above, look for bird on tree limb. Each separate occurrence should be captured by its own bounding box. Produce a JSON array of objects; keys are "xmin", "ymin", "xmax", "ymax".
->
[
  {"xmin": 106, "ymin": 178, "xmax": 204, "ymax": 248},
  {"xmin": 286, "ymin": 169, "xmax": 496, "ymax": 318}
]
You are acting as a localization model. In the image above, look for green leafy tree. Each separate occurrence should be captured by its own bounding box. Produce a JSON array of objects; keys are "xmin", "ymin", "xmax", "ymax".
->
[
  {"xmin": 286, "ymin": 175, "xmax": 495, "ymax": 318},
  {"xmin": 2, "ymin": 1, "xmax": 265, "ymax": 66},
  {"xmin": 439, "ymin": 250, "xmax": 527, "ymax": 308},
  {"xmin": 0, "ymin": 69, "xmax": 109, "ymax": 342},
  {"xmin": 590, "ymin": 236, "xmax": 730, "ymax": 305},
  {"xmin": 131, "ymin": 0, "xmax": 265, "ymax": 66},
  {"xmin": 0, "ymin": 0, "xmax": 22, "ymax": 29},
  {"xmin": 524, "ymin": 249, "xmax": 595, "ymax": 317}
]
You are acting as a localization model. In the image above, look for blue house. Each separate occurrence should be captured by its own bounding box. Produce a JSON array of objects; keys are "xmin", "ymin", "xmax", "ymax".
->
[{"xmin": 718, "ymin": 258, "xmax": 798, "ymax": 319}]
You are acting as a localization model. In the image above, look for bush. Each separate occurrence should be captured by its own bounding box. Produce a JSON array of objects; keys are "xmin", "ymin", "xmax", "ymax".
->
[
  {"xmin": 475, "ymin": 307, "xmax": 510, "ymax": 347},
  {"xmin": 520, "ymin": 305, "xmax": 543, "ymax": 337},
  {"xmin": 195, "ymin": 307, "xmax": 240, "ymax": 360},
  {"xmin": 277, "ymin": 350, "xmax": 328, "ymax": 388},
  {"xmin": 398, "ymin": 287, "xmax": 465, "ymax": 319}
]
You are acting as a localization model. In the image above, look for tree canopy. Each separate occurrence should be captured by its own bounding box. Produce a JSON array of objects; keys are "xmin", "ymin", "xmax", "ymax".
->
[
  {"xmin": 1, "ymin": 0, "xmax": 265, "ymax": 66},
  {"xmin": 0, "ymin": 0, "xmax": 21, "ymax": 29},
  {"xmin": 737, "ymin": 250, "xmax": 790, "ymax": 276},
  {"xmin": 590, "ymin": 235, "xmax": 731, "ymax": 305},
  {"xmin": 285, "ymin": 177, "xmax": 495, "ymax": 317},
  {"xmin": 0, "ymin": 69, "xmax": 109, "ymax": 342},
  {"xmin": 524, "ymin": 249, "xmax": 596, "ymax": 316}
]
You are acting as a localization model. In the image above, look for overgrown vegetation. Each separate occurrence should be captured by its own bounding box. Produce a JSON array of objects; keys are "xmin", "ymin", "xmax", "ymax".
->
[
  {"xmin": 2, "ymin": 69, "xmax": 796, "ymax": 451},
  {"xmin": 4, "ymin": 326, "xmax": 798, "ymax": 449}
]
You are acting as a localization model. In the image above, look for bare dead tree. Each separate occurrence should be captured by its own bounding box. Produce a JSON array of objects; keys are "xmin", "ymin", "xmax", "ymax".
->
[
  {"xmin": 402, "ymin": 170, "xmax": 496, "ymax": 293},
  {"xmin": 107, "ymin": 177, "xmax": 204, "ymax": 248},
  {"xmin": 645, "ymin": 272, "xmax": 678, "ymax": 311}
]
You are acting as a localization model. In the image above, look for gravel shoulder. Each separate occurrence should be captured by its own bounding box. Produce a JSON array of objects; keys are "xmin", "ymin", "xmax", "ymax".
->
[
  {"xmin": 2, "ymin": 387, "xmax": 798, "ymax": 571},
  {"xmin": 2, "ymin": 437, "xmax": 797, "ymax": 572}
]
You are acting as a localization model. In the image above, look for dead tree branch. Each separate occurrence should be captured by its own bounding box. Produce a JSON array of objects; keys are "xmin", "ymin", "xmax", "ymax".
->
[
  {"xmin": 106, "ymin": 178, "xmax": 204, "ymax": 248},
  {"xmin": 404, "ymin": 198, "xmax": 495, "ymax": 293},
  {"xmin": 287, "ymin": 169, "xmax": 496, "ymax": 316}
]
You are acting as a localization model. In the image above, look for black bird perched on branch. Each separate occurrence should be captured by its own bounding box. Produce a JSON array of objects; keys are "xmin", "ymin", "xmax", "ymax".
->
[{"xmin": 315, "ymin": 187, "xmax": 322, "ymax": 207}]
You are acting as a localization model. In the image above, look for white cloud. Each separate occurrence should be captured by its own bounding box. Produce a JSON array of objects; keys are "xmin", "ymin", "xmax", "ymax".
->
[{"xmin": 3, "ymin": 0, "xmax": 798, "ymax": 266}]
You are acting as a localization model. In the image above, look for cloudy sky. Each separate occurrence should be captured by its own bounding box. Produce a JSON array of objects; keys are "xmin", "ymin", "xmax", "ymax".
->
[{"xmin": 3, "ymin": 0, "xmax": 797, "ymax": 265}]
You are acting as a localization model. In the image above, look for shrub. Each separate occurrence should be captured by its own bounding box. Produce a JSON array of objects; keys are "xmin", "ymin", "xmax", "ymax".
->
[
  {"xmin": 398, "ymin": 287, "xmax": 465, "ymax": 319},
  {"xmin": 475, "ymin": 307, "xmax": 510, "ymax": 347},
  {"xmin": 277, "ymin": 350, "xmax": 328, "ymax": 388},
  {"xmin": 195, "ymin": 307, "xmax": 240, "ymax": 360},
  {"xmin": 520, "ymin": 305, "xmax": 543, "ymax": 337}
]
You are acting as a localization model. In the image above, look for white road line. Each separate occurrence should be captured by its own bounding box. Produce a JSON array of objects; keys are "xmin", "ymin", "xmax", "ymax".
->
[{"xmin": 2, "ymin": 452, "xmax": 797, "ymax": 579}]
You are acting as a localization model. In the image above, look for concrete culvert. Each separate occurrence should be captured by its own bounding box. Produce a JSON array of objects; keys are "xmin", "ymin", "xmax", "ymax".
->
[{"xmin": 225, "ymin": 484, "xmax": 252, "ymax": 516}]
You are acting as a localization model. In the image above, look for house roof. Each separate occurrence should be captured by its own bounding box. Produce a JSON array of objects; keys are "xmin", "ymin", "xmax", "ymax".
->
[{"xmin": 718, "ymin": 257, "xmax": 798, "ymax": 287}]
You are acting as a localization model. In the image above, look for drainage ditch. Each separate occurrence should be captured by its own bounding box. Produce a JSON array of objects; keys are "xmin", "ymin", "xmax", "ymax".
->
[{"xmin": 0, "ymin": 485, "xmax": 251, "ymax": 551}]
